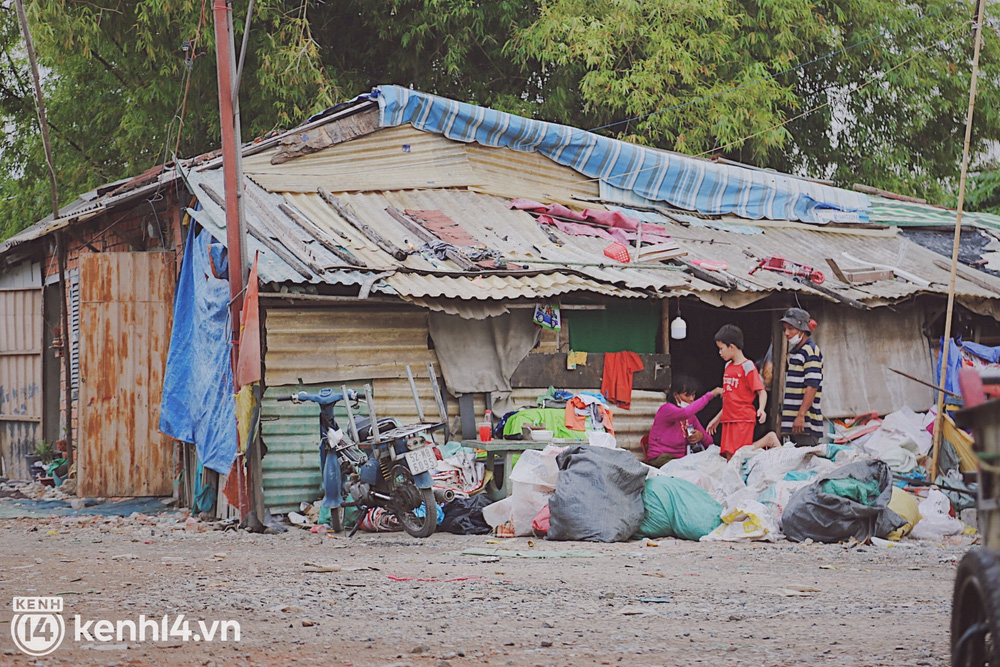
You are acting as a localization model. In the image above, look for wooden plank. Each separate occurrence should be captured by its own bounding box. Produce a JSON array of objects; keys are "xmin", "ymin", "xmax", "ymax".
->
[
  {"xmin": 933, "ymin": 258, "xmax": 1000, "ymax": 295},
  {"xmin": 199, "ymin": 182, "xmax": 315, "ymax": 280},
  {"xmin": 511, "ymin": 353, "xmax": 671, "ymax": 390},
  {"xmin": 318, "ymin": 189, "xmax": 408, "ymax": 261},
  {"xmin": 278, "ymin": 202, "xmax": 366, "ymax": 268},
  {"xmin": 271, "ymin": 108, "xmax": 380, "ymax": 165},
  {"xmin": 0, "ymin": 415, "xmax": 42, "ymax": 422}
]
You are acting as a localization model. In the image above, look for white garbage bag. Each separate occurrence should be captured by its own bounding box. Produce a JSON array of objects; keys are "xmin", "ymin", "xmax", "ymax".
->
[
  {"xmin": 861, "ymin": 407, "xmax": 933, "ymax": 473},
  {"xmin": 660, "ymin": 445, "xmax": 728, "ymax": 495},
  {"xmin": 485, "ymin": 446, "xmax": 563, "ymax": 536},
  {"xmin": 700, "ymin": 496, "xmax": 782, "ymax": 543},
  {"xmin": 910, "ymin": 488, "xmax": 964, "ymax": 540}
]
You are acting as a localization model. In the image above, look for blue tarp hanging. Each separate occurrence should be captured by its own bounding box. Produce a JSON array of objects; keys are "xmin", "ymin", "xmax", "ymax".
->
[
  {"xmin": 935, "ymin": 337, "xmax": 964, "ymax": 405},
  {"xmin": 962, "ymin": 340, "xmax": 1000, "ymax": 364},
  {"xmin": 372, "ymin": 85, "xmax": 871, "ymax": 224},
  {"xmin": 159, "ymin": 220, "xmax": 238, "ymax": 474}
]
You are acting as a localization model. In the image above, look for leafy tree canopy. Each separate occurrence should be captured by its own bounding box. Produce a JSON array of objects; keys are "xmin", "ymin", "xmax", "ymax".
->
[{"xmin": 1, "ymin": 0, "xmax": 998, "ymax": 238}]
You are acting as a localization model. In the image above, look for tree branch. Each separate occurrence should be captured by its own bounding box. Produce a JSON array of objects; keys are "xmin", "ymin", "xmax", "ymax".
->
[{"xmin": 88, "ymin": 47, "xmax": 128, "ymax": 86}]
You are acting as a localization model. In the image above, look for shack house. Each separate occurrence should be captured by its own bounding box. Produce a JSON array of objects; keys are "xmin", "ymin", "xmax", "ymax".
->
[
  {"xmin": 3, "ymin": 85, "xmax": 1000, "ymax": 519},
  {"xmin": 0, "ymin": 168, "xmax": 186, "ymax": 493}
]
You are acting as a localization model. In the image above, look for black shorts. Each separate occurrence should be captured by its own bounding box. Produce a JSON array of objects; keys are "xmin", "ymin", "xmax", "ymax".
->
[{"xmin": 782, "ymin": 433, "xmax": 820, "ymax": 448}]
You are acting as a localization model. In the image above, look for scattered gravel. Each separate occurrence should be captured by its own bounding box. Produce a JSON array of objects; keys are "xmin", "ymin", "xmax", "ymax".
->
[{"xmin": 0, "ymin": 511, "xmax": 968, "ymax": 665}]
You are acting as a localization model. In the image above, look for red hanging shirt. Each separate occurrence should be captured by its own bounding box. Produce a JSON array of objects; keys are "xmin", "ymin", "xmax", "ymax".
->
[
  {"xmin": 601, "ymin": 351, "xmax": 644, "ymax": 410},
  {"xmin": 721, "ymin": 359, "xmax": 764, "ymax": 423}
]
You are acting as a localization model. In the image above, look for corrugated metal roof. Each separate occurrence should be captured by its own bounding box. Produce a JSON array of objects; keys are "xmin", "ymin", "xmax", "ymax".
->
[
  {"xmin": 280, "ymin": 188, "xmax": 708, "ymax": 296},
  {"xmin": 241, "ymin": 123, "xmax": 480, "ymax": 194},
  {"xmin": 184, "ymin": 169, "xmax": 381, "ymax": 290},
  {"xmin": 0, "ymin": 174, "xmax": 177, "ymax": 259},
  {"xmin": 375, "ymin": 85, "xmax": 871, "ymax": 224},
  {"xmin": 607, "ymin": 206, "xmax": 1000, "ymax": 305},
  {"xmin": 870, "ymin": 196, "xmax": 1000, "ymax": 232},
  {"xmin": 242, "ymin": 122, "xmax": 602, "ymax": 205},
  {"xmin": 385, "ymin": 271, "xmax": 645, "ymax": 301},
  {"xmin": 189, "ymin": 163, "xmax": 668, "ymax": 304}
]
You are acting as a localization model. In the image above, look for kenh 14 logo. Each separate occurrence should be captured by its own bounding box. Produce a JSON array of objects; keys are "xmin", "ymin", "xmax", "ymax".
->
[{"xmin": 10, "ymin": 597, "xmax": 66, "ymax": 657}]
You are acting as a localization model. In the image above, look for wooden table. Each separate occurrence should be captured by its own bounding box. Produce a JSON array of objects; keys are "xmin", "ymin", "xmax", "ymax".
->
[{"xmin": 462, "ymin": 440, "xmax": 550, "ymax": 500}]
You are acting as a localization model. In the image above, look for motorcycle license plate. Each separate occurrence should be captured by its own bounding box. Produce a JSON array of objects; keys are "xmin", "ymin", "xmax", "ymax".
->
[{"xmin": 404, "ymin": 446, "xmax": 437, "ymax": 475}]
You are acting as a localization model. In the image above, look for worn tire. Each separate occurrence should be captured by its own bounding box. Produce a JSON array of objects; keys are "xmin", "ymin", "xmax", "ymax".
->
[
  {"xmin": 328, "ymin": 506, "xmax": 345, "ymax": 533},
  {"xmin": 397, "ymin": 487, "xmax": 437, "ymax": 538},
  {"xmin": 952, "ymin": 548, "xmax": 1000, "ymax": 666}
]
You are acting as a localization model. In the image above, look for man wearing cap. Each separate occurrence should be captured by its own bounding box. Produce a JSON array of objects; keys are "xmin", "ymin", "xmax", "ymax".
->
[{"xmin": 780, "ymin": 308, "xmax": 824, "ymax": 447}]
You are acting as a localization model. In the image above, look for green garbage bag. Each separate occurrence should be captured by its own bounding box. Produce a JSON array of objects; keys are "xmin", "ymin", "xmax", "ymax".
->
[
  {"xmin": 638, "ymin": 476, "xmax": 723, "ymax": 541},
  {"xmin": 819, "ymin": 477, "xmax": 881, "ymax": 506}
]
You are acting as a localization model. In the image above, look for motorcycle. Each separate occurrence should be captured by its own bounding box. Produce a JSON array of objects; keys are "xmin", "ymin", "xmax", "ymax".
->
[{"xmin": 276, "ymin": 387, "xmax": 441, "ymax": 538}]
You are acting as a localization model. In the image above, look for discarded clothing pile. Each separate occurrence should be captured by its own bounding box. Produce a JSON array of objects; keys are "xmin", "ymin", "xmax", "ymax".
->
[{"xmin": 498, "ymin": 389, "xmax": 615, "ymax": 441}]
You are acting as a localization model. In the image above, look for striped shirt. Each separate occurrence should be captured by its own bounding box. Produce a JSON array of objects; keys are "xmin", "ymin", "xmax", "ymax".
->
[{"xmin": 781, "ymin": 339, "xmax": 823, "ymax": 437}]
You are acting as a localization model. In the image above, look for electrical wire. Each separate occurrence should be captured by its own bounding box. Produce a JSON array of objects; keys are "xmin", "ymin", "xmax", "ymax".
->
[{"xmin": 588, "ymin": 0, "xmax": 963, "ymax": 133}]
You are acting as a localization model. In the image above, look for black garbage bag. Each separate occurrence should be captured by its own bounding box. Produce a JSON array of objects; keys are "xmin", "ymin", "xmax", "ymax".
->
[
  {"xmin": 439, "ymin": 495, "xmax": 494, "ymax": 535},
  {"xmin": 547, "ymin": 445, "xmax": 647, "ymax": 542},
  {"xmin": 781, "ymin": 459, "xmax": 906, "ymax": 543}
]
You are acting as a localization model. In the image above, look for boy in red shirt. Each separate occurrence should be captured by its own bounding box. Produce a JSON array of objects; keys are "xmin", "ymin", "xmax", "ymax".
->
[{"xmin": 707, "ymin": 325, "xmax": 781, "ymax": 459}]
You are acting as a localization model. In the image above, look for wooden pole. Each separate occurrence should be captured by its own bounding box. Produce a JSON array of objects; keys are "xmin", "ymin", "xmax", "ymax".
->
[
  {"xmin": 931, "ymin": 0, "xmax": 987, "ymax": 481},
  {"xmin": 56, "ymin": 233, "xmax": 72, "ymax": 465},
  {"xmin": 14, "ymin": 0, "xmax": 58, "ymax": 220}
]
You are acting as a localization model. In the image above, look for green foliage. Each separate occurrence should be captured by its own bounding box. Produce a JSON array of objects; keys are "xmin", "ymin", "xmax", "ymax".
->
[
  {"xmin": 0, "ymin": 0, "xmax": 334, "ymax": 237},
  {"xmin": 967, "ymin": 168, "xmax": 1000, "ymax": 214},
  {"xmin": 514, "ymin": 0, "xmax": 1000, "ymax": 203},
  {"xmin": 2, "ymin": 0, "xmax": 1000, "ymax": 237},
  {"xmin": 32, "ymin": 440, "xmax": 54, "ymax": 464}
]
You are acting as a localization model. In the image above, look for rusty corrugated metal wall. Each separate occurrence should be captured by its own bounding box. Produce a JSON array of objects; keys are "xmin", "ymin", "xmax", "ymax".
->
[
  {"xmin": 0, "ymin": 283, "xmax": 43, "ymax": 479},
  {"xmin": 77, "ymin": 252, "xmax": 174, "ymax": 496}
]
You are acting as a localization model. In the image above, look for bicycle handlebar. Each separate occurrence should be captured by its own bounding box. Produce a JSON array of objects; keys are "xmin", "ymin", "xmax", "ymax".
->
[{"xmin": 276, "ymin": 389, "xmax": 367, "ymax": 406}]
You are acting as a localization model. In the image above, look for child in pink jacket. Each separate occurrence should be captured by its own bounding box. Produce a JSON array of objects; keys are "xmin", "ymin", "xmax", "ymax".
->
[{"xmin": 645, "ymin": 375, "xmax": 723, "ymax": 468}]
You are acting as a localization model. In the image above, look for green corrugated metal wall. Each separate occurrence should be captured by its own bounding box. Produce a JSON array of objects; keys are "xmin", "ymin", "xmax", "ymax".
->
[{"xmin": 261, "ymin": 382, "xmax": 368, "ymax": 515}]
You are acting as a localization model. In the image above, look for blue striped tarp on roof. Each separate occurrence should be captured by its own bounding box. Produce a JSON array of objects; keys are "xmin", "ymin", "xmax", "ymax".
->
[{"xmin": 373, "ymin": 85, "xmax": 871, "ymax": 225}]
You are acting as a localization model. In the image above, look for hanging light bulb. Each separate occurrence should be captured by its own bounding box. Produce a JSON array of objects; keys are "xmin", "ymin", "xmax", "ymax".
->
[{"xmin": 670, "ymin": 300, "xmax": 687, "ymax": 340}]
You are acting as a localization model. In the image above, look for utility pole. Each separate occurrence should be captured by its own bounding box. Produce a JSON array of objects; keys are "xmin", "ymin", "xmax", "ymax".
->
[
  {"xmin": 931, "ymin": 0, "xmax": 987, "ymax": 479},
  {"xmin": 213, "ymin": 1, "xmax": 264, "ymax": 528},
  {"xmin": 212, "ymin": 0, "xmax": 247, "ymax": 355}
]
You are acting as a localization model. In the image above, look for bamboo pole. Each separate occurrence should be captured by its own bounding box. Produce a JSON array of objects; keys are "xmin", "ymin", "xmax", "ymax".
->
[
  {"xmin": 931, "ymin": 0, "xmax": 987, "ymax": 480},
  {"xmin": 14, "ymin": 0, "xmax": 58, "ymax": 219}
]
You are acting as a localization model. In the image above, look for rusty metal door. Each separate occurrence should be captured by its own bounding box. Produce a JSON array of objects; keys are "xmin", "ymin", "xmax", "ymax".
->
[
  {"xmin": 0, "ymin": 287, "xmax": 43, "ymax": 479},
  {"xmin": 78, "ymin": 252, "xmax": 174, "ymax": 496}
]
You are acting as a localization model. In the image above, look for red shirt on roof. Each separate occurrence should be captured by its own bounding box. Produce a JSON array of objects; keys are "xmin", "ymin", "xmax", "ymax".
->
[{"xmin": 721, "ymin": 359, "xmax": 764, "ymax": 423}]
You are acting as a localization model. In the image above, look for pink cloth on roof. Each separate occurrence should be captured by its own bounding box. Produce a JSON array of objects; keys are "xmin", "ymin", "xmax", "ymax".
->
[{"xmin": 510, "ymin": 200, "xmax": 667, "ymax": 233}]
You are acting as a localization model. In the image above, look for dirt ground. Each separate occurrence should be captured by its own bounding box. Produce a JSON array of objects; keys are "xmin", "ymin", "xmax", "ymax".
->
[{"xmin": 0, "ymin": 512, "xmax": 966, "ymax": 666}]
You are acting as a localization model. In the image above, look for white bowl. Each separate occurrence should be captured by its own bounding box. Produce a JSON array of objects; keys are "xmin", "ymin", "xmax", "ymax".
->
[{"xmin": 530, "ymin": 429, "xmax": 554, "ymax": 441}]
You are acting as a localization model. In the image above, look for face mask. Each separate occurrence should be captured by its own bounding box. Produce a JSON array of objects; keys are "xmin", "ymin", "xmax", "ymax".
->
[
  {"xmin": 789, "ymin": 333, "xmax": 804, "ymax": 346},
  {"xmin": 676, "ymin": 399, "xmax": 690, "ymax": 408}
]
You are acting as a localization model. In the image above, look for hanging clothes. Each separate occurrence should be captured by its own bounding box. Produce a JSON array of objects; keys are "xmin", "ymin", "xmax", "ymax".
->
[{"xmin": 601, "ymin": 351, "xmax": 644, "ymax": 410}]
